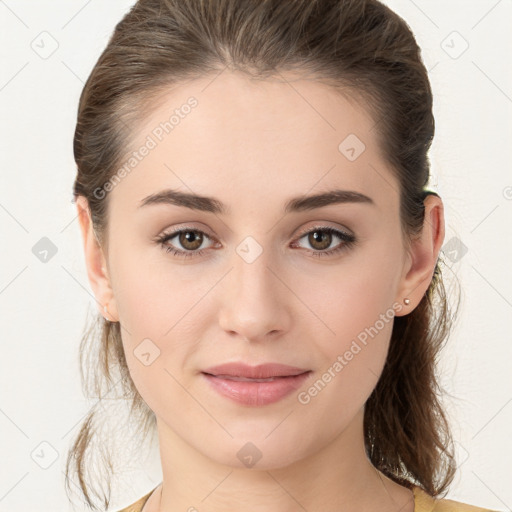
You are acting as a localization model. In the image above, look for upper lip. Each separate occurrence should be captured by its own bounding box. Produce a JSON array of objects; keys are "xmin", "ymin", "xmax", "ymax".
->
[{"xmin": 202, "ymin": 362, "xmax": 310, "ymax": 379}]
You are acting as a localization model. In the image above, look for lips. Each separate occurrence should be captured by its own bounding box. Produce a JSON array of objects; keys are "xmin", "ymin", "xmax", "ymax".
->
[
  {"xmin": 202, "ymin": 362, "xmax": 310, "ymax": 379},
  {"xmin": 201, "ymin": 362, "xmax": 312, "ymax": 406},
  {"xmin": 213, "ymin": 375, "xmax": 281, "ymax": 382}
]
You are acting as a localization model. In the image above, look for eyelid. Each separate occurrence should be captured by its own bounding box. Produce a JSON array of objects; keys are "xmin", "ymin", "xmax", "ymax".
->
[
  {"xmin": 157, "ymin": 223, "xmax": 216, "ymax": 241},
  {"xmin": 294, "ymin": 222, "xmax": 354, "ymax": 239}
]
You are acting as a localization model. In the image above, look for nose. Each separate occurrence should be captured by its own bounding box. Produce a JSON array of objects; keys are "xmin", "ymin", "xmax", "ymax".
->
[{"xmin": 217, "ymin": 245, "xmax": 292, "ymax": 342}]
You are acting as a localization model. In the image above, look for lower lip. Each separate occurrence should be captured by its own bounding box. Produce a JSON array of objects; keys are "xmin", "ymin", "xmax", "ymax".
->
[{"xmin": 202, "ymin": 372, "xmax": 312, "ymax": 406}]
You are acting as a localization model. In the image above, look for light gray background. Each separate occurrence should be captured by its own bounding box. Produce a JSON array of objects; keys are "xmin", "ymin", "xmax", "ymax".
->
[{"xmin": 0, "ymin": 0, "xmax": 511, "ymax": 510}]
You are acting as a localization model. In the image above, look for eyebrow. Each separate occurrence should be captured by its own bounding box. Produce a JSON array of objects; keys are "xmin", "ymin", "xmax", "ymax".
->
[{"xmin": 138, "ymin": 188, "xmax": 374, "ymax": 215}]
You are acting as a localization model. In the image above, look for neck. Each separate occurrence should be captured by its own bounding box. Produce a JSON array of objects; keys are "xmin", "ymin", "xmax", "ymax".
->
[{"xmin": 149, "ymin": 408, "xmax": 414, "ymax": 512}]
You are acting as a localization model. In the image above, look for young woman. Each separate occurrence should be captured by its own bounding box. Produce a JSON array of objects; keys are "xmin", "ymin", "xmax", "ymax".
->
[{"xmin": 67, "ymin": 1, "xmax": 500, "ymax": 511}]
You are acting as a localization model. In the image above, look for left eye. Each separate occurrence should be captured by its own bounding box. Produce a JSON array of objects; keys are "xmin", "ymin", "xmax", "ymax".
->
[
  {"xmin": 155, "ymin": 226, "xmax": 356, "ymax": 259},
  {"xmin": 291, "ymin": 226, "xmax": 356, "ymax": 256}
]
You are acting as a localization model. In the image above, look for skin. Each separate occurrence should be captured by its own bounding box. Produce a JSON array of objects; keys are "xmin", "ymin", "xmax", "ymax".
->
[{"xmin": 76, "ymin": 70, "xmax": 444, "ymax": 512}]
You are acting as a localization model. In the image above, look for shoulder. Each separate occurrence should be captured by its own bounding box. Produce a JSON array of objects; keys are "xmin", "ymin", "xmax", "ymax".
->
[
  {"xmin": 413, "ymin": 485, "xmax": 501, "ymax": 512},
  {"xmin": 114, "ymin": 487, "xmax": 156, "ymax": 512},
  {"xmin": 115, "ymin": 484, "xmax": 501, "ymax": 512}
]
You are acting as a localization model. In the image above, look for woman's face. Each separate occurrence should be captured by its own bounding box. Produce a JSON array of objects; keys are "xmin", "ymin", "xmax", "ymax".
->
[{"xmin": 89, "ymin": 71, "xmax": 426, "ymax": 469}]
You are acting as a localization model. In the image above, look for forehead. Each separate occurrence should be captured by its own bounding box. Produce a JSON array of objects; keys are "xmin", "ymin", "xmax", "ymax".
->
[{"xmin": 109, "ymin": 70, "xmax": 398, "ymax": 214}]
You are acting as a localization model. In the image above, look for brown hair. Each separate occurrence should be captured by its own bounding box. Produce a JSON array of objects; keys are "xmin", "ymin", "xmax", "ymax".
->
[{"xmin": 67, "ymin": 0, "xmax": 459, "ymax": 509}]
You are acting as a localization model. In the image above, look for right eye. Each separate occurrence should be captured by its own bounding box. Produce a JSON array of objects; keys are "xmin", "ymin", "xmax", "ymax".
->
[{"xmin": 155, "ymin": 228, "xmax": 218, "ymax": 259}]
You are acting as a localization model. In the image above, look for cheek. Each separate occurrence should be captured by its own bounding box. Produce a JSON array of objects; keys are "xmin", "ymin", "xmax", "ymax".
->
[
  {"xmin": 117, "ymin": 307, "xmax": 196, "ymax": 420},
  {"xmin": 295, "ymin": 276, "xmax": 396, "ymax": 422},
  {"xmin": 292, "ymin": 244, "xmax": 401, "ymax": 402},
  {"xmin": 106, "ymin": 250, "xmax": 193, "ymax": 407},
  {"xmin": 295, "ymin": 248, "xmax": 401, "ymax": 349},
  {"xmin": 110, "ymin": 239, "xmax": 205, "ymax": 337}
]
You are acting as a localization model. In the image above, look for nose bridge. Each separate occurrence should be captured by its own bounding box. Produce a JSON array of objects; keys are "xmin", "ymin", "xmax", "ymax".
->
[{"xmin": 218, "ymin": 235, "xmax": 289, "ymax": 339}]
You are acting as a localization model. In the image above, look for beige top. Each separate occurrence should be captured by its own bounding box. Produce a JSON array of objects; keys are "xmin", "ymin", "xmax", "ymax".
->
[{"xmin": 115, "ymin": 484, "xmax": 500, "ymax": 512}]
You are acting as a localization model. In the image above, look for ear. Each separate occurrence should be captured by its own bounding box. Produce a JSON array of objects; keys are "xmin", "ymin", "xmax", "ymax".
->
[
  {"xmin": 394, "ymin": 194, "xmax": 445, "ymax": 316},
  {"xmin": 75, "ymin": 196, "xmax": 119, "ymax": 322}
]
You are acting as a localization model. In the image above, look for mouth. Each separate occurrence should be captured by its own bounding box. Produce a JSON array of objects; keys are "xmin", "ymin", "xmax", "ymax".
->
[
  {"xmin": 203, "ymin": 374, "xmax": 299, "ymax": 382},
  {"xmin": 200, "ymin": 364, "xmax": 312, "ymax": 406},
  {"xmin": 201, "ymin": 362, "xmax": 311, "ymax": 379}
]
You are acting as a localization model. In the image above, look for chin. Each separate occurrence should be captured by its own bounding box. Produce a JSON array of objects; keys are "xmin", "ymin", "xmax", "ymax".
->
[{"xmin": 199, "ymin": 431, "xmax": 311, "ymax": 471}]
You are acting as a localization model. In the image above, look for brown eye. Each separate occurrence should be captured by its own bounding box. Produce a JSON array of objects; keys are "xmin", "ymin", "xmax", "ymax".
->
[
  {"xmin": 156, "ymin": 227, "xmax": 216, "ymax": 259},
  {"xmin": 178, "ymin": 230, "xmax": 204, "ymax": 251},
  {"xmin": 307, "ymin": 230, "xmax": 333, "ymax": 251},
  {"xmin": 291, "ymin": 226, "xmax": 356, "ymax": 258}
]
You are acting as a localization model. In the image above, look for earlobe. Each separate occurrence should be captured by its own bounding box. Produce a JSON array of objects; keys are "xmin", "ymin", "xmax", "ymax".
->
[
  {"xmin": 394, "ymin": 194, "xmax": 445, "ymax": 316},
  {"xmin": 75, "ymin": 196, "xmax": 119, "ymax": 322}
]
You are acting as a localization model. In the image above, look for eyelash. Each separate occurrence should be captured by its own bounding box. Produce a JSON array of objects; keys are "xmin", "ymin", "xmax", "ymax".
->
[{"xmin": 155, "ymin": 225, "xmax": 356, "ymax": 260}]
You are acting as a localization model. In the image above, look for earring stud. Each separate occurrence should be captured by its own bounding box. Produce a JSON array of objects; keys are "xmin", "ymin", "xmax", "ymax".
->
[{"xmin": 403, "ymin": 298, "xmax": 411, "ymax": 305}]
